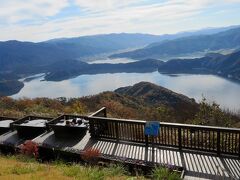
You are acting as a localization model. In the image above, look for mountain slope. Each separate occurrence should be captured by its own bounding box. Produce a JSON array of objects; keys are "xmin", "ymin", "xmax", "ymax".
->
[
  {"xmin": 158, "ymin": 50, "xmax": 240, "ymax": 81},
  {"xmin": 0, "ymin": 40, "xmax": 72, "ymax": 74},
  {"xmin": 115, "ymin": 82, "xmax": 198, "ymax": 120},
  {"xmin": 0, "ymin": 80, "xmax": 24, "ymax": 96},
  {"xmin": 111, "ymin": 27, "xmax": 240, "ymax": 60}
]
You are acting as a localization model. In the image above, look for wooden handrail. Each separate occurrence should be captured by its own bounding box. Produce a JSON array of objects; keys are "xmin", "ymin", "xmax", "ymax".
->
[
  {"xmin": 87, "ymin": 116, "xmax": 240, "ymax": 132},
  {"xmin": 89, "ymin": 107, "xmax": 107, "ymax": 117},
  {"xmin": 87, "ymin": 112, "xmax": 240, "ymax": 157},
  {"xmin": 86, "ymin": 116, "xmax": 146, "ymax": 124},
  {"xmin": 47, "ymin": 114, "xmax": 87, "ymax": 125},
  {"xmin": 13, "ymin": 115, "xmax": 53, "ymax": 125},
  {"xmin": 0, "ymin": 116, "xmax": 18, "ymax": 121}
]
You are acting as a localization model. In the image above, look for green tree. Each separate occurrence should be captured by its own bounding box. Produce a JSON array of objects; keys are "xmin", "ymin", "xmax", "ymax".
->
[{"xmin": 193, "ymin": 97, "xmax": 231, "ymax": 126}]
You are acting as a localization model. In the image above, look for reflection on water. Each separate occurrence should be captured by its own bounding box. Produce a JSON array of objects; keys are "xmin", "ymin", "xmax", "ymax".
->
[{"xmin": 12, "ymin": 72, "xmax": 240, "ymax": 111}]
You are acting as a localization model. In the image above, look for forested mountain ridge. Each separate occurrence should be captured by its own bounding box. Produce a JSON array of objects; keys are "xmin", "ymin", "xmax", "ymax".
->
[
  {"xmin": 158, "ymin": 50, "xmax": 240, "ymax": 81},
  {"xmin": 115, "ymin": 82, "xmax": 198, "ymax": 121}
]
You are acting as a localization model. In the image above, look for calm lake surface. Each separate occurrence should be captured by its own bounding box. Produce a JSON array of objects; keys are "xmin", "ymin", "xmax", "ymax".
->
[{"xmin": 12, "ymin": 71, "xmax": 240, "ymax": 112}]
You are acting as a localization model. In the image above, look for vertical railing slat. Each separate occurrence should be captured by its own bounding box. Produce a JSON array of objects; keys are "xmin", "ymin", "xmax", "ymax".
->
[
  {"xmin": 178, "ymin": 127, "xmax": 182, "ymax": 150},
  {"xmin": 217, "ymin": 130, "xmax": 220, "ymax": 155}
]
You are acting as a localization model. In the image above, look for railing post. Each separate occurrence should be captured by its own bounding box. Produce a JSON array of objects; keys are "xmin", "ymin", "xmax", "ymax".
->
[
  {"xmin": 88, "ymin": 119, "xmax": 94, "ymax": 137},
  {"xmin": 115, "ymin": 122, "xmax": 119, "ymax": 141},
  {"xmin": 239, "ymin": 133, "xmax": 240, "ymax": 158},
  {"xmin": 178, "ymin": 127, "xmax": 182, "ymax": 150},
  {"xmin": 145, "ymin": 135, "xmax": 149, "ymax": 146},
  {"xmin": 103, "ymin": 108, "xmax": 107, "ymax": 117},
  {"xmin": 217, "ymin": 131, "xmax": 221, "ymax": 155}
]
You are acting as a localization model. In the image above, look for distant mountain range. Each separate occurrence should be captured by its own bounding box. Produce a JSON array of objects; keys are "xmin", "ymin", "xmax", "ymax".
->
[
  {"xmin": 0, "ymin": 25, "xmax": 239, "ymax": 76},
  {"xmin": 0, "ymin": 34, "xmax": 161, "ymax": 76},
  {"xmin": 46, "ymin": 25, "xmax": 239, "ymax": 57},
  {"xmin": 111, "ymin": 27, "xmax": 240, "ymax": 60}
]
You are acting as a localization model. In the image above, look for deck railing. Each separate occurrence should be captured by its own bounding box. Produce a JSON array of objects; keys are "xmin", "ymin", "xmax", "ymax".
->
[
  {"xmin": 13, "ymin": 115, "xmax": 53, "ymax": 125},
  {"xmin": 87, "ymin": 113, "xmax": 240, "ymax": 157},
  {"xmin": 89, "ymin": 107, "xmax": 107, "ymax": 118}
]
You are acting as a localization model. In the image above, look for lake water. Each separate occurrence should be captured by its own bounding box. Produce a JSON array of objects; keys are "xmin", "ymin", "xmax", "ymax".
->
[
  {"xmin": 12, "ymin": 71, "xmax": 240, "ymax": 112},
  {"xmin": 88, "ymin": 57, "xmax": 137, "ymax": 64}
]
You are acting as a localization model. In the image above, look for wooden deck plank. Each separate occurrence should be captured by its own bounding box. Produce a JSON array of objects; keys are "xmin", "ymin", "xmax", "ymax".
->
[
  {"xmin": 196, "ymin": 154, "xmax": 207, "ymax": 174},
  {"xmin": 176, "ymin": 151, "xmax": 182, "ymax": 166},
  {"xmin": 224, "ymin": 158, "xmax": 240, "ymax": 178},
  {"xmin": 215, "ymin": 157, "xmax": 228, "ymax": 177},
  {"xmin": 30, "ymin": 131, "xmax": 240, "ymax": 179},
  {"xmin": 201, "ymin": 154, "xmax": 212, "ymax": 175}
]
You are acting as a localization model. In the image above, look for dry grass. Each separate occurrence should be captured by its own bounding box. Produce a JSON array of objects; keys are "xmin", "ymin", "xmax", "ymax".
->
[
  {"xmin": 0, "ymin": 156, "xmax": 70, "ymax": 180},
  {"xmin": 0, "ymin": 155, "xmax": 136, "ymax": 180}
]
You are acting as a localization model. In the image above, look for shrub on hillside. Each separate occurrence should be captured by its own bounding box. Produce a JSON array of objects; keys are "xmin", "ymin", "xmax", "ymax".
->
[
  {"xmin": 193, "ymin": 97, "xmax": 238, "ymax": 127},
  {"xmin": 19, "ymin": 140, "xmax": 39, "ymax": 159},
  {"xmin": 81, "ymin": 148, "xmax": 101, "ymax": 165}
]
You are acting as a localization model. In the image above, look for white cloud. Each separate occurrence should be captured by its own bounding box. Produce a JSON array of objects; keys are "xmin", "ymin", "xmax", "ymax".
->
[
  {"xmin": 74, "ymin": 0, "xmax": 140, "ymax": 11},
  {"xmin": 0, "ymin": 0, "xmax": 240, "ymax": 41},
  {"xmin": 0, "ymin": 0, "xmax": 69, "ymax": 23}
]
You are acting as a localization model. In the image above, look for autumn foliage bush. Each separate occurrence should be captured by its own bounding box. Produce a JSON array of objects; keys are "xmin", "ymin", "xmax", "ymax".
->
[
  {"xmin": 19, "ymin": 140, "xmax": 39, "ymax": 159},
  {"xmin": 81, "ymin": 148, "xmax": 101, "ymax": 165}
]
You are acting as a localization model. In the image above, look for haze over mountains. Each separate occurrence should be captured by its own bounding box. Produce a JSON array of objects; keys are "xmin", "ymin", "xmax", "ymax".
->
[
  {"xmin": 111, "ymin": 27, "xmax": 240, "ymax": 60},
  {"xmin": 46, "ymin": 25, "xmax": 239, "ymax": 58}
]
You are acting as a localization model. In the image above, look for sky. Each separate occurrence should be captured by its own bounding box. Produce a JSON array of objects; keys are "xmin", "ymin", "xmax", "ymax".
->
[{"xmin": 0, "ymin": 0, "xmax": 240, "ymax": 42}]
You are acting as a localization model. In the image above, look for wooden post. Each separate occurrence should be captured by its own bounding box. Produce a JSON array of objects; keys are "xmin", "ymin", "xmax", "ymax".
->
[
  {"xmin": 178, "ymin": 127, "xmax": 182, "ymax": 150},
  {"xmin": 239, "ymin": 133, "xmax": 240, "ymax": 158},
  {"xmin": 115, "ymin": 122, "xmax": 119, "ymax": 141},
  {"xmin": 103, "ymin": 108, "xmax": 107, "ymax": 117},
  {"xmin": 145, "ymin": 135, "xmax": 149, "ymax": 146},
  {"xmin": 152, "ymin": 135, "xmax": 154, "ymax": 164},
  {"xmin": 217, "ymin": 131, "xmax": 220, "ymax": 155}
]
